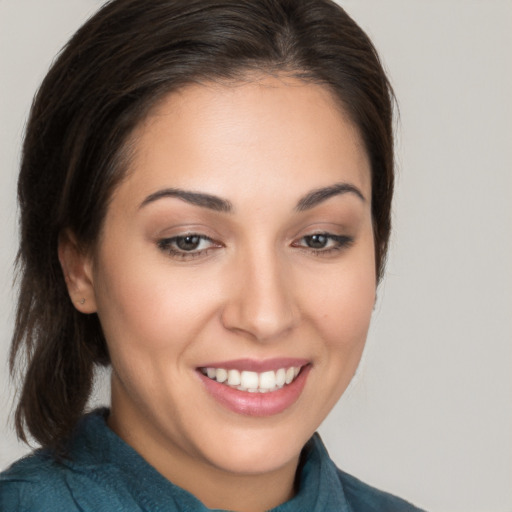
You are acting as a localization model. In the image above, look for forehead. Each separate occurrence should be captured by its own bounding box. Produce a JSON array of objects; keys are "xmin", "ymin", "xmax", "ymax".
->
[{"xmin": 117, "ymin": 76, "xmax": 371, "ymax": 210}]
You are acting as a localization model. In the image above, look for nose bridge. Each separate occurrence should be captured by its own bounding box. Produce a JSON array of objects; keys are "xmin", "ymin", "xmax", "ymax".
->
[{"xmin": 222, "ymin": 242, "xmax": 298, "ymax": 341}]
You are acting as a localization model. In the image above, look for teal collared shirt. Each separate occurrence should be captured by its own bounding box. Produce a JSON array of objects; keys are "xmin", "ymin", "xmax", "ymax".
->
[{"xmin": 1, "ymin": 409, "xmax": 425, "ymax": 511}]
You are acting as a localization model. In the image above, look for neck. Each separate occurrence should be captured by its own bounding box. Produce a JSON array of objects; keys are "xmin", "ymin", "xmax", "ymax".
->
[
  {"xmin": 108, "ymin": 404, "xmax": 301, "ymax": 512},
  {"xmin": 162, "ymin": 454, "xmax": 299, "ymax": 512}
]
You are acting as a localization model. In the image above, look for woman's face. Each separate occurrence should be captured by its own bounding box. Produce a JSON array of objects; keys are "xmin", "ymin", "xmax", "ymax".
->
[{"xmin": 81, "ymin": 77, "xmax": 375, "ymax": 484}]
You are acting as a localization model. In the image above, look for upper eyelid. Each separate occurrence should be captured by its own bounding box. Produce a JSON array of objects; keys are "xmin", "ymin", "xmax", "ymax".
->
[
  {"xmin": 154, "ymin": 224, "xmax": 223, "ymax": 241},
  {"xmin": 295, "ymin": 232, "xmax": 351, "ymax": 241},
  {"xmin": 157, "ymin": 231, "xmax": 350, "ymax": 244},
  {"xmin": 163, "ymin": 233, "xmax": 212, "ymax": 240},
  {"xmin": 289, "ymin": 219, "xmax": 353, "ymax": 236}
]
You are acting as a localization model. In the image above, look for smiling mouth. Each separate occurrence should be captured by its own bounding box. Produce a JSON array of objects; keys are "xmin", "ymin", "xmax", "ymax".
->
[{"xmin": 199, "ymin": 366, "xmax": 303, "ymax": 393}]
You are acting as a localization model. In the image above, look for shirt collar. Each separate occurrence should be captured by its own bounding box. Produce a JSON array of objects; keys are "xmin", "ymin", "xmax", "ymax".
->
[{"xmin": 65, "ymin": 409, "xmax": 351, "ymax": 512}]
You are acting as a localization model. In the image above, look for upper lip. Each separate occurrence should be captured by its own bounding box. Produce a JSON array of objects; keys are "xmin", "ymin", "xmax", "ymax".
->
[{"xmin": 197, "ymin": 358, "xmax": 309, "ymax": 372}]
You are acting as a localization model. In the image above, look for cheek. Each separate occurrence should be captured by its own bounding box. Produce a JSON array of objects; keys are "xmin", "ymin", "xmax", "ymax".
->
[
  {"xmin": 306, "ymin": 253, "xmax": 376, "ymax": 349},
  {"xmin": 92, "ymin": 250, "xmax": 215, "ymax": 353},
  {"xmin": 294, "ymin": 248, "xmax": 376, "ymax": 423},
  {"xmin": 319, "ymin": 284, "xmax": 374, "ymax": 364}
]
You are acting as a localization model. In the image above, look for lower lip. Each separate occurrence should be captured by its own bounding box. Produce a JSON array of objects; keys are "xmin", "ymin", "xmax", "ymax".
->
[{"xmin": 198, "ymin": 365, "xmax": 311, "ymax": 417}]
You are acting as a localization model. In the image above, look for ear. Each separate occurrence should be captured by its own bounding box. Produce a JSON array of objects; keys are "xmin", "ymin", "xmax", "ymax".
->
[{"xmin": 58, "ymin": 230, "xmax": 98, "ymax": 314}]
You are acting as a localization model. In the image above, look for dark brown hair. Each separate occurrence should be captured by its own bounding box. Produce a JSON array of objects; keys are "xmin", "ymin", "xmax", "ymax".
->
[{"xmin": 10, "ymin": 0, "xmax": 395, "ymax": 453}]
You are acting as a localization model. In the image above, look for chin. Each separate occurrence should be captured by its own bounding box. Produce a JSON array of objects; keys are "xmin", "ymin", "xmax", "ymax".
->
[{"xmin": 197, "ymin": 422, "xmax": 312, "ymax": 476}]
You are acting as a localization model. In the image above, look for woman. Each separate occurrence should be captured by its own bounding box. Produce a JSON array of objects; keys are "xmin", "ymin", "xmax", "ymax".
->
[{"xmin": 0, "ymin": 0, "xmax": 425, "ymax": 510}]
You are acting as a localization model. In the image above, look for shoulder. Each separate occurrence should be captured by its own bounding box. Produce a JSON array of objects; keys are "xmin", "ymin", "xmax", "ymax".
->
[
  {"xmin": 0, "ymin": 409, "xmax": 159, "ymax": 512},
  {"xmin": 336, "ymin": 468, "xmax": 427, "ymax": 512},
  {"xmin": 0, "ymin": 448, "xmax": 134, "ymax": 512},
  {"xmin": 0, "ymin": 450, "xmax": 79, "ymax": 512}
]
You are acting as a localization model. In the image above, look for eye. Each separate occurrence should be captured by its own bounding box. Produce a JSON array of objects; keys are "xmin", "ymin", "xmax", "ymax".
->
[
  {"xmin": 157, "ymin": 234, "xmax": 221, "ymax": 259},
  {"xmin": 292, "ymin": 233, "xmax": 354, "ymax": 255},
  {"xmin": 303, "ymin": 234, "xmax": 330, "ymax": 249}
]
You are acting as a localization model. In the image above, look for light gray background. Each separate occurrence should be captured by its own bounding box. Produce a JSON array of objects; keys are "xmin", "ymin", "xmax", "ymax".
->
[{"xmin": 1, "ymin": 1, "xmax": 511, "ymax": 511}]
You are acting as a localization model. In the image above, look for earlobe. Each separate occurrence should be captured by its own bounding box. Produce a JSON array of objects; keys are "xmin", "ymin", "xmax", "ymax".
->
[{"xmin": 58, "ymin": 230, "xmax": 98, "ymax": 313}]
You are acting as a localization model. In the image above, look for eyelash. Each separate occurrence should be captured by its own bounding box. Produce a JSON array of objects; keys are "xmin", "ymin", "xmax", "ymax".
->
[
  {"xmin": 157, "ymin": 232, "xmax": 354, "ymax": 260},
  {"xmin": 157, "ymin": 234, "xmax": 220, "ymax": 260},
  {"xmin": 291, "ymin": 233, "xmax": 354, "ymax": 256}
]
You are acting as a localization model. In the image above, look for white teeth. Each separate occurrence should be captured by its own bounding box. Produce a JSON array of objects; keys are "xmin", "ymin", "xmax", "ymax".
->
[
  {"xmin": 227, "ymin": 369, "xmax": 241, "ymax": 386},
  {"xmin": 202, "ymin": 366, "xmax": 303, "ymax": 392},
  {"xmin": 276, "ymin": 368, "xmax": 286, "ymax": 387},
  {"xmin": 216, "ymin": 368, "xmax": 228, "ymax": 383},
  {"xmin": 240, "ymin": 371, "xmax": 259, "ymax": 390},
  {"xmin": 259, "ymin": 370, "xmax": 276, "ymax": 390}
]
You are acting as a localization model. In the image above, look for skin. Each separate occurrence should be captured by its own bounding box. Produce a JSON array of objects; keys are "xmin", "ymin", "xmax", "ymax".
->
[{"xmin": 60, "ymin": 76, "xmax": 376, "ymax": 512}]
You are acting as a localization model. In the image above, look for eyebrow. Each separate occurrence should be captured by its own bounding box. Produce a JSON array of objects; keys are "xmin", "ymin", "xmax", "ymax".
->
[
  {"xmin": 139, "ymin": 182, "xmax": 365, "ymax": 213},
  {"xmin": 139, "ymin": 188, "xmax": 233, "ymax": 212},
  {"xmin": 295, "ymin": 182, "xmax": 366, "ymax": 211}
]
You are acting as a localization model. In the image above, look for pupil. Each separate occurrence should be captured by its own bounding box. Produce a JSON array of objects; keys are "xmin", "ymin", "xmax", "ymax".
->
[
  {"xmin": 177, "ymin": 235, "xmax": 200, "ymax": 251},
  {"xmin": 307, "ymin": 234, "xmax": 327, "ymax": 249}
]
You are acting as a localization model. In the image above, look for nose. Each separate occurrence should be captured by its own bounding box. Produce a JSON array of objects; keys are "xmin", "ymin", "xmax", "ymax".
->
[{"xmin": 221, "ymin": 248, "xmax": 299, "ymax": 342}]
